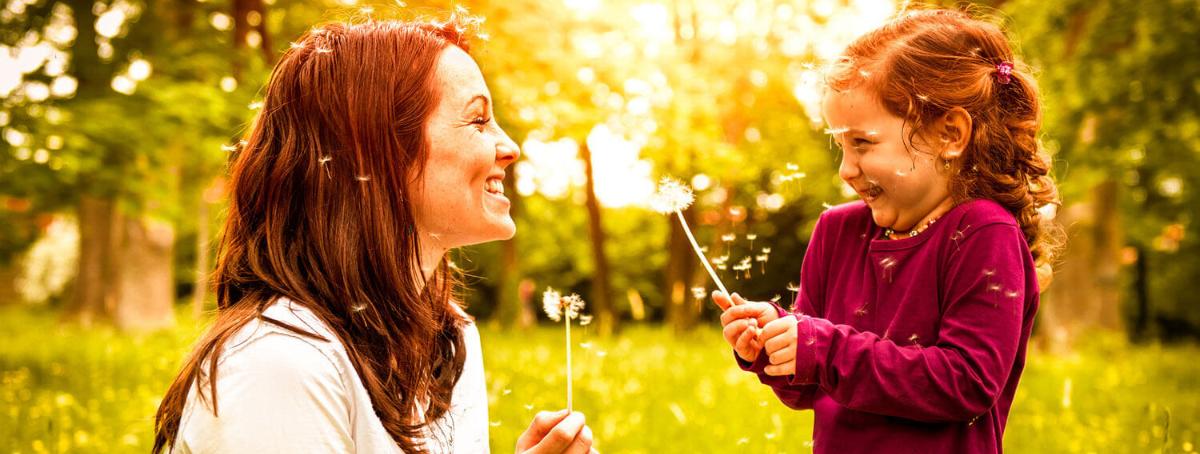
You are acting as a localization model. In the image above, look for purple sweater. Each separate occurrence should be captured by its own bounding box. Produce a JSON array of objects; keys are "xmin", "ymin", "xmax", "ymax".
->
[{"xmin": 740, "ymin": 199, "xmax": 1039, "ymax": 453}]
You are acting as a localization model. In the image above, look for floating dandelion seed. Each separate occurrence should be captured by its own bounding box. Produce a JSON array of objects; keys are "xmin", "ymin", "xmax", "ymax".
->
[
  {"xmin": 987, "ymin": 283, "xmax": 1003, "ymax": 293},
  {"xmin": 289, "ymin": 41, "xmax": 304, "ymax": 49},
  {"xmin": 355, "ymin": 175, "xmax": 371, "ymax": 182},
  {"xmin": 755, "ymin": 254, "xmax": 769, "ymax": 273},
  {"xmin": 823, "ymin": 126, "xmax": 850, "ymax": 136},
  {"xmin": 983, "ymin": 268, "xmax": 996, "ymax": 277},
  {"xmin": 691, "ymin": 287, "xmax": 707, "ymax": 300},
  {"xmin": 879, "ymin": 256, "xmax": 897, "ymax": 282},
  {"xmin": 524, "ymin": 403, "xmax": 534, "ymax": 410},
  {"xmin": 916, "ymin": 94, "xmax": 930, "ymax": 102},
  {"xmin": 786, "ymin": 282, "xmax": 799, "ymax": 306},
  {"xmin": 822, "ymin": 202, "xmax": 834, "ymax": 210},
  {"xmin": 315, "ymin": 47, "xmax": 332, "ymax": 54},
  {"xmin": 865, "ymin": 130, "xmax": 880, "ymax": 137},
  {"xmin": 762, "ymin": 247, "xmax": 771, "ymax": 254},
  {"xmin": 895, "ymin": 169, "xmax": 909, "ymax": 177},
  {"xmin": 650, "ymin": 177, "xmax": 729, "ymax": 296},
  {"xmin": 1005, "ymin": 290, "xmax": 1020, "ymax": 299},
  {"xmin": 721, "ymin": 233, "xmax": 736, "ymax": 242},
  {"xmin": 490, "ymin": 421, "xmax": 501, "ymax": 427},
  {"xmin": 359, "ymin": 6, "xmax": 374, "ymax": 15},
  {"xmin": 578, "ymin": 314, "xmax": 593, "ymax": 326},
  {"xmin": 786, "ymin": 163, "xmax": 799, "ymax": 171},
  {"xmin": 318, "ymin": 155, "xmax": 333, "ymax": 179},
  {"xmin": 769, "ymin": 295, "xmax": 782, "ymax": 303},
  {"xmin": 247, "ymin": 101, "xmax": 263, "ymax": 110},
  {"xmin": 746, "ymin": 233, "xmax": 758, "ymax": 250},
  {"xmin": 543, "ymin": 288, "xmax": 586, "ymax": 412},
  {"xmin": 350, "ymin": 303, "xmax": 367, "ymax": 313},
  {"xmin": 579, "ymin": 341, "xmax": 592, "ymax": 349},
  {"xmin": 502, "ymin": 388, "xmax": 512, "ymax": 395},
  {"xmin": 220, "ymin": 143, "xmax": 238, "ymax": 152},
  {"xmin": 858, "ymin": 69, "xmax": 871, "ymax": 78},
  {"xmin": 909, "ymin": 333, "xmax": 920, "ymax": 344}
]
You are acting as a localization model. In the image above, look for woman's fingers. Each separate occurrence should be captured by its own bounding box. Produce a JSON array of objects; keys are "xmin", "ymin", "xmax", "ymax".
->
[
  {"xmin": 521, "ymin": 412, "xmax": 586, "ymax": 453},
  {"xmin": 711, "ymin": 291, "xmax": 733, "ymax": 311},
  {"xmin": 563, "ymin": 425, "xmax": 594, "ymax": 454},
  {"xmin": 515, "ymin": 410, "xmax": 570, "ymax": 451}
]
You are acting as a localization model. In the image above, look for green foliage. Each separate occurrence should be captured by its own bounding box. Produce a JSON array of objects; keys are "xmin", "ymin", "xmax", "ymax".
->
[{"xmin": 2, "ymin": 306, "xmax": 1198, "ymax": 453}]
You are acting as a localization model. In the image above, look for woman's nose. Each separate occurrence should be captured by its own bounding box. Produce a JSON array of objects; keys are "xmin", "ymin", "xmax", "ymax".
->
[{"xmin": 496, "ymin": 128, "xmax": 520, "ymax": 166}]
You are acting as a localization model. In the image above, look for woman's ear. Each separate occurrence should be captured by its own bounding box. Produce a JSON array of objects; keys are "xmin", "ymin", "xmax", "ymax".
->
[{"xmin": 937, "ymin": 107, "xmax": 973, "ymax": 161}]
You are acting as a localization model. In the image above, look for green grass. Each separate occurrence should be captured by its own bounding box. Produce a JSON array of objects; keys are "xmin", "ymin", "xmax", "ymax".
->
[{"xmin": 1, "ymin": 306, "xmax": 1197, "ymax": 453}]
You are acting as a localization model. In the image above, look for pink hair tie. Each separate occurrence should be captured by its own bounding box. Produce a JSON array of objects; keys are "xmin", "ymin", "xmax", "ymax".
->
[{"xmin": 996, "ymin": 61, "xmax": 1014, "ymax": 85}]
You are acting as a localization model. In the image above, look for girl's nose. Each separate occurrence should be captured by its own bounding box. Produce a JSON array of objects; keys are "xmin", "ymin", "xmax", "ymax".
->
[{"xmin": 838, "ymin": 151, "xmax": 860, "ymax": 182}]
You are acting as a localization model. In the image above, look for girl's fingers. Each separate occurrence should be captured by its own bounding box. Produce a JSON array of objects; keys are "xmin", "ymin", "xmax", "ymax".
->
[
  {"xmin": 763, "ymin": 359, "xmax": 796, "ymax": 377},
  {"xmin": 768, "ymin": 345, "xmax": 795, "ymax": 365}
]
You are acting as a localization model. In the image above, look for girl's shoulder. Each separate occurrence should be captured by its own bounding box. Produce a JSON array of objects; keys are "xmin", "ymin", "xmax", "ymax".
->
[
  {"xmin": 944, "ymin": 199, "xmax": 1020, "ymax": 234},
  {"xmin": 816, "ymin": 200, "xmax": 872, "ymax": 230}
]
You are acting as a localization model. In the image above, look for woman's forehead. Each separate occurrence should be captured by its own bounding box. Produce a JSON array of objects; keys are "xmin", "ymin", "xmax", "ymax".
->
[{"xmin": 433, "ymin": 46, "xmax": 489, "ymax": 106}]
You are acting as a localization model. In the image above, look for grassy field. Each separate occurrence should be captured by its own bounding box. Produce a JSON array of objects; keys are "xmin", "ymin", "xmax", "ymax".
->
[{"xmin": 1, "ymin": 306, "xmax": 1197, "ymax": 453}]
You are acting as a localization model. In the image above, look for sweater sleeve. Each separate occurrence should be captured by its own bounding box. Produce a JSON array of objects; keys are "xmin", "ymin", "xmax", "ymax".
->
[
  {"xmin": 790, "ymin": 223, "xmax": 1029, "ymax": 422},
  {"xmin": 736, "ymin": 214, "xmax": 829, "ymax": 410},
  {"xmin": 178, "ymin": 332, "xmax": 354, "ymax": 453}
]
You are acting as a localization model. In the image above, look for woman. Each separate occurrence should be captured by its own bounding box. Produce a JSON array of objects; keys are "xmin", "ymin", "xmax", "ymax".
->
[{"xmin": 152, "ymin": 15, "xmax": 594, "ymax": 454}]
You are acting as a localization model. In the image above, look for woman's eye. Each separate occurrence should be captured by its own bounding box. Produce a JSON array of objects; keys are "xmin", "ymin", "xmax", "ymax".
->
[{"xmin": 472, "ymin": 117, "xmax": 490, "ymax": 128}]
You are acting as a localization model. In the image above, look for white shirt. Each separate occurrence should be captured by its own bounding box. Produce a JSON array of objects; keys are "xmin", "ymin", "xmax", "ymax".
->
[{"xmin": 175, "ymin": 298, "xmax": 490, "ymax": 453}]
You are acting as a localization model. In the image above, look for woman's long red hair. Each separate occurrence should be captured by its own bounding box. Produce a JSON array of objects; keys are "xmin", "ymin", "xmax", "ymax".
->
[{"xmin": 153, "ymin": 16, "xmax": 478, "ymax": 453}]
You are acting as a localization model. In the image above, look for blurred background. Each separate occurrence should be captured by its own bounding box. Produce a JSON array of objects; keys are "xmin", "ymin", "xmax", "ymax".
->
[{"xmin": 1, "ymin": 0, "xmax": 1197, "ymax": 452}]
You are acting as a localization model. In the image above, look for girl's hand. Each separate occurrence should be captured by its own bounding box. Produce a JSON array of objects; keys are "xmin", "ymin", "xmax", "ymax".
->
[
  {"xmin": 760, "ymin": 315, "xmax": 799, "ymax": 376},
  {"xmin": 516, "ymin": 410, "xmax": 597, "ymax": 454},
  {"xmin": 715, "ymin": 292, "xmax": 781, "ymax": 362}
]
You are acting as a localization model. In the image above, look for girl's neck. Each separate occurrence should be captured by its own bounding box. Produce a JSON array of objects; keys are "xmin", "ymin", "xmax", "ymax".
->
[{"xmin": 885, "ymin": 197, "xmax": 958, "ymax": 240}]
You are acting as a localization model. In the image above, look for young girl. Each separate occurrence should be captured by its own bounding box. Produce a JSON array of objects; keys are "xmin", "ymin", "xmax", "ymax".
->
[
  {"xmin": 714, "ymin": 8, "xmax": 1059, "ymax": 453},
  {"xmin": 152, "ymin": 15, "xmax": 593, "ymax": 454}
]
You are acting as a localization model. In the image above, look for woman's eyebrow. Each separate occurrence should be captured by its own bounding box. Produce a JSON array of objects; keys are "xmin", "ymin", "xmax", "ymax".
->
[{"xmin": 462, "ymin": 94, "xmax": 489, "ymax": 114}]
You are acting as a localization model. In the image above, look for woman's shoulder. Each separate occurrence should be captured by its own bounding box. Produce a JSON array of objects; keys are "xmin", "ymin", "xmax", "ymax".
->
[{"xmin": 211, "ymin": 299, "xmax": 350, "ymax": 387}]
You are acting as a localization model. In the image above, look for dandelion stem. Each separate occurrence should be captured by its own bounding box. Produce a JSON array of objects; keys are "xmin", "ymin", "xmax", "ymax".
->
[
  {"xmin": 565, "ymin": 315, "xmax": 572, "ymax": 412},
  {"xmin": 675, "ymin": 210, "xmax": 729, "ymax": 297}
]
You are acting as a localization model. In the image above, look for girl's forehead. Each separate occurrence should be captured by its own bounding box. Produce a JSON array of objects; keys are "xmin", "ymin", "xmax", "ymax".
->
[{"xmin": 821, "ymin": 89, "xmax": 896, "ymax": 132}]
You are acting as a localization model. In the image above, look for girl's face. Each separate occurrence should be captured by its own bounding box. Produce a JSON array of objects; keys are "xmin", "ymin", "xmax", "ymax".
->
[
  {"xmin": 412, "ymin": 46, "xmax": 520, "ymax": 250},
  {"xmin": 821, "ymin": 87, "xmax": 955, "ymax": 232}
]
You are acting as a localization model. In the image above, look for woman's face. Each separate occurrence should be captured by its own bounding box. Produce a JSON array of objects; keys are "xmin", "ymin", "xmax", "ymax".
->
[
  {"xmin": 412, "ymin": 46, "xmax": 520, "ymax": 250},
  {"xmin": 821, "ymin": 87, "xmax": 952, "ymax": 231}
]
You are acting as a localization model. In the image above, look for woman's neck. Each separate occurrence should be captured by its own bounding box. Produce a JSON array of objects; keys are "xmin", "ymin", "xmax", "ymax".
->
[{"xmin": 417, "ymin": 234, "xmax": 447, "ymax": 289}]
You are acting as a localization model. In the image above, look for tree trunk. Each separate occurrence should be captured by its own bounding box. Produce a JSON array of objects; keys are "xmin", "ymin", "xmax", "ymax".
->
[
  {"xmin": 191, "ymin": 195, "xmax": 211, "ymax": 320},
  {"xmin": 0, "ymin": 259, "xmax": 20, "ymax": 306},
  {"xmin": 580, "ymin": 142, "xmax": 616, "ymax": 336},
  {"xmin": 665, "ymin": 206, "xmax": 700, "ymax": 332},
  {"xmin": 1040, "ymin": 179, "xmax": 1123, "ymax": 352},
  {"xmin": 65, "ymin": 196, "xmax": 117, "ymax": 326},
  {"xmin": 112, "ymin": 216, "xmax": 177, "ymax": 331}
]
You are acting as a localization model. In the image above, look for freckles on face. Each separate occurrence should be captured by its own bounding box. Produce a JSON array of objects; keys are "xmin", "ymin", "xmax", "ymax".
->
[{"xmin": 412, "ymin": 46, "xmax": 517, "ymax": 249}]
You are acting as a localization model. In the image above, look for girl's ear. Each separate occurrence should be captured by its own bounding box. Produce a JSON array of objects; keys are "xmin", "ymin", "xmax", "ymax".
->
[{"xmin": 937, "ymin": 107, "xmax": 973, "ymax": 161}]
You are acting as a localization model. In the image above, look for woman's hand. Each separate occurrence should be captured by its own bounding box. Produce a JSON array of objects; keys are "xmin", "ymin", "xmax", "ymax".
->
[
  {"xmin": 515, "ymin": 410, "xmax": 596, "ymax": 454},
  {"xmin": 714, "ymin": 292, "xmax": 781, "ymax": 362},
  {"xmin": 759, "ymin": 315, "xmax": 799, "ymax": 376}
]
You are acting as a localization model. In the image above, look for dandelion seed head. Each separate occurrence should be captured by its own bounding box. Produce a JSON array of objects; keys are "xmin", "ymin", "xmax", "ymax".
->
[
  {"xmin": 561, "ymin": 293, "xmax": 586, "ymax": 320},
  {"xmin": 542, "ymin": 288, "xmax": 563, "ymax": 321},
  {"xmin": 649, "ymin": 176, "xmax": 695, "ymax": 213}
]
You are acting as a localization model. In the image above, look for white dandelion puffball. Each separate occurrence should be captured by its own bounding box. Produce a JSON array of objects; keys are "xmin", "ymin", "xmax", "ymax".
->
[
  {"xmin": 543, "ymin": 288, "xmax": 563, "ymax": 321},
  {"xmin": 649, "ymin": 176, "xmax": 695, "ymax": 214}
]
